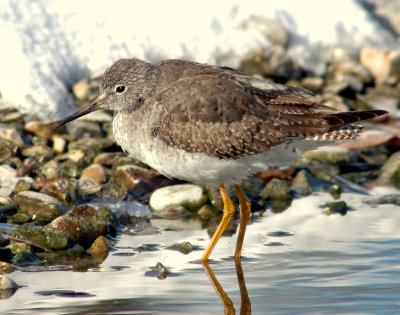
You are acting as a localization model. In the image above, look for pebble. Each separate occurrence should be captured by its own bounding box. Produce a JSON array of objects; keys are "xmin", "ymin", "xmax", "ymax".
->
[
  {"xmin": 81, "ymin": 163, "xmax": 107, "ymax": 184},
  {"xmin": 87, "ymin": 235, "xmax": 109, "ymax": 254},
  {"xmin": 380, "ymin": 151, "xmax": 400, "ymax": 189},
  {"xmin": 0, "ymin": 124, "xmax": 24, "ymax": 147},
  {"xmin": 304, "ymin": 146, "xmax": 353, "ymax": 164},
  {"xmin": 149, "ymin": 184, "xmax": 207, "ymax": 212},
  {"xmin": 13, "ymin": 191, "xmax": 68, "ymax": 221},
  {"xmin": 0, "ymin": 275, "xmax": 18, "ymax": 289},
  {"xmin": 49, "ymin": 205, "xmax": 118, "ymax": 248},
  {"xmin": 51, "ymin": 134, "xmax": 66, "ymax": 153}
]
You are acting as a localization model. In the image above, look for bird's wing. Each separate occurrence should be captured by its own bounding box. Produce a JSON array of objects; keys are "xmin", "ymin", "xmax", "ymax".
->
[{"xmin": 150, "ymin": 73, "xmax": 356, "ymax": 159}]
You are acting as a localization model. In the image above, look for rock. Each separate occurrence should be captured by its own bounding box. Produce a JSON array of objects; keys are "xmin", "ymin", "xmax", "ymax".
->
[
  {"xmin": 149, "ymin": 184, "xmax": 207, "ymax": 212},
  {"xmin": 25, "ymin": 121, "xmax": 53, "ymax": 139},
  {"xmin": 197, "ymin": 204, "xmax": 217, "ymax": 220},
  {"xmin": 380, "ymin": 152, "xmax": 400, "ymax": 189},
  {"xmin": 7, "ymin": 241, "xmax": 32, "ymax": 255},
  {"xmin": 40, "ymin": 179, "xmax": 78, "ymax": 205},
  {"xmin": 77, "ymin": 177, "xmax": 102, "ymax": 196},
  {"xmin": 111, "ymin": 164, "xmax": 158, "ymax": 189},
  {"xmin": 93, "ymin": 152, "xmax": 122, "ymax": 166},
  {"xmin": 101, "ymin": 182, "xmax": 128, "ymax": 200},
  {"xmin": 13, "ymin": 226, "xmax": 70, "ymax": 250},
  {"xmin": 0, "ymin": 124, "xmax": 24, "ymax": 147},
  {"xmin": 0, "ymin": 262, "xmax": 15, "ymax": 274},
  {"xmin": 87, "ymin": 235, "xmax": 109, "ymax": 254},
  {"xmin": 167, "ymin": 241, "xmax": 194, "ymax": 255},
  {"xmin": 110, "ymin": 200, "xmax": 152, "ymax": 223},
  {"xmin": 360, "ymin": 48, "xmax": 400, "ymax": 85},
  {"xmin": 13, "ymin": 179, "xmax": 32, "ymax": 193},
  {"xmin": 304, "ymin": 146, "xmax": 354, "ymax": 164},
  {"xmin": 49, "ymin": 205, "xmax": 118, "ymax": 248},
  {"xmin": 0, "ymin": 275, "xmax": 18, "ymax": 289},
  {"xmin": 323, "ymin": 200, "xmax": 348, "ymax": 216},
  {"xmin": 13, "ymin": 191, "xmax": 68, "ymax": 221},
  {"xmin": 11, "ymin": 251, "xmax": 41, "ymax": 266},
  {"xmin": 39, "ymin": 160, "xmax": 60, "ymax": 180},
  {"xmin": 260, "ymin": 178, "xmax": 291, "ymax": 200},
  {"xmin": 291, "ymin": 169, "xmax": 314, "ymax": 196},
  {"xmin": 51, "ymin": 134, "xmax": 66, "ymax": 153},
  {"xmin": 240, "ymin": 47, "xmax": 302, "ymax": 80},
  {"xmin": 58, "ymin": 159, "xmax": 80, "ymax": 178},
  {"xmin": 300, "ymin": 77, "xmax": 324, "ymax": 93},
  {"xmin": 329, "ymin": 184, "xmax": 342, "ymax": 200},
  {"xmin": 72, "ymin": 121, "xmax": 104, "ymax": 138},
  {"xmin": 161, "ymin": 205, "xmax": 191, "ymax": 218},
  {"xmin": 7, "ymin": 212, "xmax": 31, "ymax": 224},
  {"xmin": 0, "ymin": 138, "xmax": 17, "ymax": 163},
  {"xmin": 21, "ymin": 144, "xmax": 53, "ymax": 160},
  {"xmin": 144, "ymin": 262, "xmax": 169, "ymax": 280},
  {"xmin": 0, "ymin": 165, "xmax": 18, "ymax": 197},
  {"xmin": 242, "ymin": 16, "xmax": 290, "ymax": 47},
  {"xmin": 81, "ymin": 163, "xmax": 106, "ymax": 184}
]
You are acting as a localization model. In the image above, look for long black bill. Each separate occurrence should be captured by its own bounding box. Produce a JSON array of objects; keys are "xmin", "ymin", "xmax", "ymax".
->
[{"xmin": 51, "ymin": 102, "xmax": 101, "ymax": 130}]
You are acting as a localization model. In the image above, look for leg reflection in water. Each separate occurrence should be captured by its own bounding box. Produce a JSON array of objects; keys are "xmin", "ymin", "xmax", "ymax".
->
[{"xmin": 202, "ymin": 259, "xmax": 251, "ymax": 315}]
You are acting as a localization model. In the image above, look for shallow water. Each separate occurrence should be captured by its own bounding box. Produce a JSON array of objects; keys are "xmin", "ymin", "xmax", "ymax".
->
[{"xmin": 2, "ymin": 187, "xmax": 400, "ymax": 315}]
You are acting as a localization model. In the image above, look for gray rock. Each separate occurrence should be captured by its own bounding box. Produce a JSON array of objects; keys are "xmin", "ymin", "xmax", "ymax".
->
[{"xmin": 149, "ymin": 184, "xmax": 207, "ymax": 212}]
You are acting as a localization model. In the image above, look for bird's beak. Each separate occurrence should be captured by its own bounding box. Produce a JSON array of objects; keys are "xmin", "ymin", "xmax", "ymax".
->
[{"xmin": 51, "ymin": 101, "xmax": 102, "ymax": 130}]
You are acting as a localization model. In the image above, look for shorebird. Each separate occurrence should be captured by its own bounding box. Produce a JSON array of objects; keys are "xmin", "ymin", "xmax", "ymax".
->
[{"xmin": 51, "ymin": 58, "xmax": 388, "ymax": 261}]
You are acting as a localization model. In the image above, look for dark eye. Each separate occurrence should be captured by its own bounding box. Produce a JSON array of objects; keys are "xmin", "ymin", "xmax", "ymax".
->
[{"xmin": 115, "ymin": 85, "xmax": 125, "ymax": 93}]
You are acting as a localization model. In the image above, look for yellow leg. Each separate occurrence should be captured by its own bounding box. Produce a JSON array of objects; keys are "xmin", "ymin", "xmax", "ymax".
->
[
  {"xmin": 201, "ymin": 184, "xmax": 235, "ymax": 261},
  {"xmin": 234, "ymin": 185, "xmax": 251, "ymax": 262}
]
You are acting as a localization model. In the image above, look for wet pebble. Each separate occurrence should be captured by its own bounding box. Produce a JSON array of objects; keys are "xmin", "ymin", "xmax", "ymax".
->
[
  {"xmin": 290, "ymin": 169, "xmax": 314, "ymax": 196},
  {"xmin": 167, "ymin": 241, "xmax": 194, "ymax": 255},
  {"xmin": 87, "ymin": 236, "xmax": 109, "ymax": 255},
  {"xmin": 260, "ymin": 178, "xmax": 291, "ymax": 200},
  {"xmin": 0, "ymin": 275, "xmax": 18, "ymax": 289},
  {"xmin": 13, "ymin": 226, "xmax": 70, "ymax": 250},
  {"xmin": 323, "ymin": 200, "xmax": 348, "ymax": 216},
  {"xmin": 49, "ymin": 205, "xmax": 118, "ymax": 248},
  {"xmin": 13, "ymin": 191, "xmax": 68, "ymax": 221},
  {"xmin": 144, "ymin": 262, "xmax": 169, "ymax": 280},
  {"xmin": 149, "ymin": 184, "xmax": 207, "ymax": 212}
]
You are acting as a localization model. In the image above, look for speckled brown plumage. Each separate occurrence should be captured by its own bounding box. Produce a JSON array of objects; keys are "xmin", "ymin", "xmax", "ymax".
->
[{"xmin": 51, "ymin": 58, "xmax": 389, "ymax": 262}]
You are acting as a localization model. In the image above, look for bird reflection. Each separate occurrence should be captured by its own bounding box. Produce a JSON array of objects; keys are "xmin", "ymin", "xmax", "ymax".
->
[{"xmin": 202, "ymin": 259, "xmax": 251, "ymax": 314}]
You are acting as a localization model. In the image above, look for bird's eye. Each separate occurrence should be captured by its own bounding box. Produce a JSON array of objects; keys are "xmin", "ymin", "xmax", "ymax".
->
[{"xmin": 115, "ymin": 85, "xmax": 126, "ymax": 93}]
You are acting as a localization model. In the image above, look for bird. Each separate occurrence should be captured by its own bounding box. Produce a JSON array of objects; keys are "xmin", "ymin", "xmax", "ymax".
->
[{"xmin": 51, "ymin": 58, "xmax": 388, "ymax": 262}]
